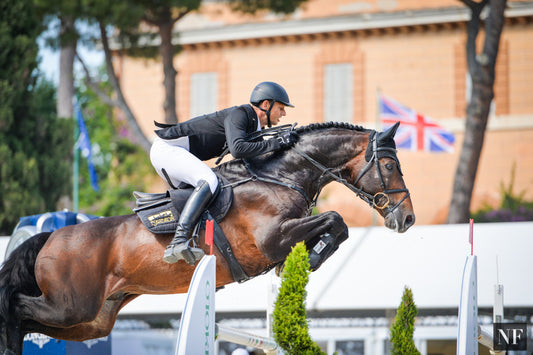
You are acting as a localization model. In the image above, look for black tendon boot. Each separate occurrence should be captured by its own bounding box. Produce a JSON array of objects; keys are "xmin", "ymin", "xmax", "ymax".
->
[
  {"xmin": 163, "ymin": 180, "xmax": 213, "ymax": 265},
  {"xmin": 308, "ymin": 233, "xmax": 338, "ymax": 271}
]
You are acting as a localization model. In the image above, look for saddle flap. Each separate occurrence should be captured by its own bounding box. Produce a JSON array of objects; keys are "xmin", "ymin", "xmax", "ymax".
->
[
  {"xmin": 134, "ymin": 175, "xmax": 233, "ymax": 234},
  {"xmin": 133, "ymin": 191, "xmax": 170, "ymax": 211}
]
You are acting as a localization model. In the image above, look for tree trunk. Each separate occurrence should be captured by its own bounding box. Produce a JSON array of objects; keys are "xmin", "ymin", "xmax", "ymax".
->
[
  {"xmin": 56, "ymin": 16, "xmax": 75, "ymax": 119},
  {"xmin": 99, "ymin": 23, "xmax": 152, "ymax": 153},
  {"xmin": 447, "ymin": 0, "xmax": 507, "ymax": 223},
  {"xmin": 159, "ymin": 21, "xmax": 178, "ymax": 124}
]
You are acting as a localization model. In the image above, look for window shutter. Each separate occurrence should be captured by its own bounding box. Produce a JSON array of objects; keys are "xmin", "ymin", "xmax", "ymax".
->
[
  {"xmin": 190, "ymin": 72, "xmax": 218, "ymax": 117},
  {"xmin": 324, "ymin": 63, "xmax": 353, "ymax": 123}
]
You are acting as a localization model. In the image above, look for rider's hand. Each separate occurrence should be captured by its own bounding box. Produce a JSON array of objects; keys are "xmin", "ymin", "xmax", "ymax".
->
[{"xmin": 276, "ymin": 131, "xmax": 298, "ymax": 148}]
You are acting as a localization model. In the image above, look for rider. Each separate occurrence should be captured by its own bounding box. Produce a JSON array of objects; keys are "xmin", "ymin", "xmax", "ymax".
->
[{"xmin": 150, "ymin": 81, "xmax": 297, "ymax": 265}]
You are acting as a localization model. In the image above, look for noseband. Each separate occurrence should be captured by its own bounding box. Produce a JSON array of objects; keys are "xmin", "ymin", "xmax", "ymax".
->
[
  {"xmin": 291, "ymin": 130, "xmax": 410, "ymax": 217},
  {"xmin": 351, "ymin": 133, "xmax": 410, "ymax": 215}
]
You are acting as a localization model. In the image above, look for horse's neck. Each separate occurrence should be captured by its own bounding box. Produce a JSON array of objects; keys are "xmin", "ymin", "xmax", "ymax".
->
[
  {"xmin": 298, "ymin": 129, "xmax": 365, "ymax": 169},
  {"xmin": 216, "ymin": 129, "xmax": 367, "ymax": 193},
  {"xmin": 294, "ymin": 131, "xmax": 364, "ymax": 187}
]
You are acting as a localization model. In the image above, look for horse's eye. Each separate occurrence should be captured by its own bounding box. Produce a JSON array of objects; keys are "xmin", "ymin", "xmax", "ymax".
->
[{"xmin": 385, "ymin": 163, "xmax": 394, "ymax": 171}]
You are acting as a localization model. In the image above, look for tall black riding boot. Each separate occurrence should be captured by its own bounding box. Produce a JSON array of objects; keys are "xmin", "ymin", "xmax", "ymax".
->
[{"xmin": 163, "ymin": 180, "xmax": 213, "ymax": 265}]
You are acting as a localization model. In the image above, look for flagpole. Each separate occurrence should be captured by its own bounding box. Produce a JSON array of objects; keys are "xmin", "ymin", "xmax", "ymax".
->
[
  {"xmin": 73, "ymin": 113, "xmax": 79, "ymax": 212},
  {"xmin": 375, "ymin": 87, "xmax": 382, "ymax": 130}
]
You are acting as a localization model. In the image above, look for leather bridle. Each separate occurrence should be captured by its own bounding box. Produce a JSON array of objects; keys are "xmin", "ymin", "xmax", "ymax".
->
[{"xmin": 225, "ymin": 125, "xmax": 410, "ymax": 217}]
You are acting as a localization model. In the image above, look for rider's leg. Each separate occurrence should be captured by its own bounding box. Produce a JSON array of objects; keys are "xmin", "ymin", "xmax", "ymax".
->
[
  {"xmin": 151, "ymin": 139, "xmax": 219, "ymax": 264},
  {"xmin": 163, "ymin": 179, "xmax": 215, "ymax": 265}
]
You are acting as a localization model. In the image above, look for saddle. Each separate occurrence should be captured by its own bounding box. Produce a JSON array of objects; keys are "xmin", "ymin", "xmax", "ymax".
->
[
  {"xmin": 133, "ymin": 176, "xmax": 233, "ymax": 234},
  {"xmin": 133, "ymin": 177, "xmax": 251, "ymax": 283}
]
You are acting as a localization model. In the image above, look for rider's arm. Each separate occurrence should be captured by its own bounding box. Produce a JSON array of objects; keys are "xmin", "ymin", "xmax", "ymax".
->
[{"xmin": 224, "ymin": 107, "xmax": 281, "ymax": 159}]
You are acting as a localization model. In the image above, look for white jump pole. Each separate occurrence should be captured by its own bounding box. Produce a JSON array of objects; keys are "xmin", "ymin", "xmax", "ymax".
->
[
  {"xmin": 216, "ymin": 324, "xmax": 279, "ymax": 354},
  {"xmin": 457, "ymin": 254, "xmax": 478, "ymax": 355},
  {"xmin": 457, "ymin": 219, "xmax": 478, "ymax": 355},
  {"xmin": 457, "ymin": 220, "xmax": 506, "ymax": 355},
  {"xmin": 175, "ymin": 252, "xmax": 279, "ymax": 355},
  {"xmin": 175, "ymin": 255, "xmax": 216, "ymax": 355}
]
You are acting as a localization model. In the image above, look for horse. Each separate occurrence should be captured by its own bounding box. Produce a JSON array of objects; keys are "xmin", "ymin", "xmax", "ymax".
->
[{"xmin": 0, "ymin": 121, "xmax": 414, "ymax": 355}]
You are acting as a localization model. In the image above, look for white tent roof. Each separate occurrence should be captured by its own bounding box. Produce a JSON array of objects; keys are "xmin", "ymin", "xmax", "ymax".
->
[
  {"xmin": 2, "ymin": 222, "xmax": 532, "ymax": 315},
  {"xmin": 119, "ymin": 221, "xmax": 533, "ymax": 315}
]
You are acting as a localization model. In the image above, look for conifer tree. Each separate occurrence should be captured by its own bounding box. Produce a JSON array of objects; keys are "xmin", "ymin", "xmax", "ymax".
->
[
  {"xmin": 272, "ymin": 242, "xmax": 325, "ymax": 355},
  {"xmin": 0, "ymin": 0, "xmax": 72, "ymax": 234},
  {"xmin": 390, "ymin": 286, "xmax": 421, "ymax": 355}
]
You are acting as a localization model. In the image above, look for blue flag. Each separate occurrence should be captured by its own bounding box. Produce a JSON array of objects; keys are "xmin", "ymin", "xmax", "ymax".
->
[{"xmin": 76, "ymin": 104, "xmax": 99, "ymax": 191}]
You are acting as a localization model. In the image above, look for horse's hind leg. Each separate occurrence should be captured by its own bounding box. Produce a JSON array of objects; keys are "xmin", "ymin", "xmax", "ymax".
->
[
  {"xmin": 4, "ymin": 317, "xmax": 23, "ymax": 355},
  {"xmin": 23, "ymin": 294, "xmax": 139, "ymax": 342},
  {"xmin": 16, "ymin": 293, "xmax": 103, "ymax": 329}
]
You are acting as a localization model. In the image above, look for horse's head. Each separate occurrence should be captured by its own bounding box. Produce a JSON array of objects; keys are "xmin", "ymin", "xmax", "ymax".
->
[
  {"xmin": 345, "ymin": 122, "xmax": 415, "ymax": 232},
  {"xmin": 236, "ymin": 121, "xmax": 415, "ymax": 232}
]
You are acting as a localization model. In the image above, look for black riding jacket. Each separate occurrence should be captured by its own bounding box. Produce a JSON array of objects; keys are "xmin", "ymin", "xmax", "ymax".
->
[{"xmin": 154, "ymin": 104, "xmax": 282, "ymax": 161}]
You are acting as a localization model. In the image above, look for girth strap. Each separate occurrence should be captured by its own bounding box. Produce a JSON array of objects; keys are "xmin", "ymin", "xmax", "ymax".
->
[{"xmin": 205, "ymin": 211, "xmax": 250, "ymax": 283}]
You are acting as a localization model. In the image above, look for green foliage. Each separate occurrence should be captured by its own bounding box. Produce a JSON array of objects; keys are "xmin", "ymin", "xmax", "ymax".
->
[
  {"xmin": 272, "ymin": 242, "xmax": 325, "ymax": 355},
  {"xmin": 0, "ymin": 0, "xmax": 73, "ymax": 234},
  {"xmin": 76, "ymin": 81, "xmax": 155, "ymax": 217},
  {"xmin": 390, "ymin": 286, "xmax": 420, "ymax": 355},
  {"xmin": 0, "ymin": 79, "xmax": 74, "ymax": 234},
  {"xmin": 230, "ymin": 0, "xmax": 310, "ymax": 15},
  {"xmin": 0, "ymin": 0, "xmax": 41, "ymax": 132},
  {"xmin": 472, "ymin": 163, "xmax": 533, "ymax": 222}
]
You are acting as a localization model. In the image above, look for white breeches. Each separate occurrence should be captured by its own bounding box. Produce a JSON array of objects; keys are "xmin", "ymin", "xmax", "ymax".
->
[{"xmin": 150, "ymin": 137, "xmax": 219, "ymax": 193}]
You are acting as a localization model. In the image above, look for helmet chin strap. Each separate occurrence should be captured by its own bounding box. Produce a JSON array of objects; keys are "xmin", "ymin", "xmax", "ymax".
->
[{"xmin": 254, "ymin": 100, "xmax": 275, "ymax": 128}]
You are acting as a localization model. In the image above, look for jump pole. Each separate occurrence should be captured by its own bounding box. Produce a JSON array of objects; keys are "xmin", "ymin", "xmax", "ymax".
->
[
  {"xmin": 457, "ymin": 220, "xmax": 505, "ymax": 355},
  {"xmin": 174, "ymin": 254, "xmax": 279, "ymax": 355}
]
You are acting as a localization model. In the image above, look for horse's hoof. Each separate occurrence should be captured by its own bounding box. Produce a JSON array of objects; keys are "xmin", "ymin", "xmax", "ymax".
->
[{"xmin": 275, "ymin": 263, "xmax": 285, "ymax": 277}]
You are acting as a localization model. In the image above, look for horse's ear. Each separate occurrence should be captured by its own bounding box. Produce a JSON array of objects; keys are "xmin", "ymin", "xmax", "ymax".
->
[{"xmin": 384, "ymin": 121, "xmax": 400, "ymax": 137}]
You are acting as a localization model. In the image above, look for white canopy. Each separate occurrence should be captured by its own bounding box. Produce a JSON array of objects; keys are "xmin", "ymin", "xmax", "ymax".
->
[{"xmin": 119, "ymin": 221, "xmax": 533, "ymax": 315}]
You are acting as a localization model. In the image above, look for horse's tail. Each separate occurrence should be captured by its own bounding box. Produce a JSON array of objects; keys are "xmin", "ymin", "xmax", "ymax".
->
[{"xmin": 0, "ymin": 232, "xmax": 51, "ymax": 329}]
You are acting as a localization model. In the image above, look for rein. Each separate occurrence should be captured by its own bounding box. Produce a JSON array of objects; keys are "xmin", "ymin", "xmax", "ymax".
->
[{"xmin": 222, "ymin": 125, "xmax": 410, "ymax": 217}]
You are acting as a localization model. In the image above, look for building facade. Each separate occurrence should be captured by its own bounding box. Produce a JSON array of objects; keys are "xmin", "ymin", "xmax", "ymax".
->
[{"xmin": 113, "ymin": 0, "xmax": 533, "ymax": 226}]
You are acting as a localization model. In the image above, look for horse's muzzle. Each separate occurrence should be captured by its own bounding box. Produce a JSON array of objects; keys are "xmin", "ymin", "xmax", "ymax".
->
[{"xmin": 385, "ymin": 209, "xmax": 415, "ymax": 233}]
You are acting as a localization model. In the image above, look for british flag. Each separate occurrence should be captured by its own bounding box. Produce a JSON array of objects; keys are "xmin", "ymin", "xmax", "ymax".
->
[{"xmin": 378, "ymin": 94, "xmax": 455, "ymax": 153}]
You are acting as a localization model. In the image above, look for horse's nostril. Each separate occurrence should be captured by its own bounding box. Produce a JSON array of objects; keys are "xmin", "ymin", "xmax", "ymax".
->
[{"xmin": 405, "ymin": 214, "xmax": 415, "ymax": 227}]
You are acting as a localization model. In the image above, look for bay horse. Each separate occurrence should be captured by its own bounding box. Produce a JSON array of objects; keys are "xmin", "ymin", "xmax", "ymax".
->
[{"xmin": 0, "ymin": 121, "xmax": 414, "ymax": 355}]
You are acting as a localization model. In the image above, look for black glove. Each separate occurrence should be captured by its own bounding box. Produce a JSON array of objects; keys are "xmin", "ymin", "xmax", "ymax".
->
[{"xmin": 276, "ymin": 131, "xmax": 298, "ymax": 148}]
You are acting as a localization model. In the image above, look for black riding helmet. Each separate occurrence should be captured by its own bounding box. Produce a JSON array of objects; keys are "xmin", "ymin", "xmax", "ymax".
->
[{"xmin": 250, "ymin": 82, "xmax": 294, "ymax": 127}]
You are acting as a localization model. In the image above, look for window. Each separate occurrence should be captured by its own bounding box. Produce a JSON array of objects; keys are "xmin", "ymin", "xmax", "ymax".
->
[
  {"xmin": 324, "ymin": 63, "xmax": 353, "ymax": 123},
  {"xmin": 190, "ymin": 72, "xmax": 218, "ymax": 117},
  {"xmin": 335, "ymin": 340, "xmax": 364, "ymax": 355}
]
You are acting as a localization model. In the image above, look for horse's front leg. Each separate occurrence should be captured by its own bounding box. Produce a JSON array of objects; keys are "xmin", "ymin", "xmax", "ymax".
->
[{"xmin": 263, "ymin": 210, "xmax": 349, "ymax": 270}]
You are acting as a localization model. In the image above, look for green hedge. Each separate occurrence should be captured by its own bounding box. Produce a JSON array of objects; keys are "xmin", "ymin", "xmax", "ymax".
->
[
  {"xmin": 390, "ymin": 286, "xmax": 420, "ymax": 355},
  {"xmin": 272, "ymin": 241, "xmax": 325, "ymax": 355}
]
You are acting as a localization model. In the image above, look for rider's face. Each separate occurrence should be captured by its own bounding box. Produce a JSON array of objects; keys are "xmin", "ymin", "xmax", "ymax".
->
[
  {"xmin": 259, "ymin": 101, "xmax": 286, "ymax": 127},
  {"xmin": 269, "ymin": 102, "xmax": 287, "ymax": 125}
]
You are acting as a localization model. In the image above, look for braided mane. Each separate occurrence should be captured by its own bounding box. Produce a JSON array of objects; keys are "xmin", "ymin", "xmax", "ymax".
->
[{"xmin": 294, "ymin": 121, "xmax": 368, "ymax": 134}]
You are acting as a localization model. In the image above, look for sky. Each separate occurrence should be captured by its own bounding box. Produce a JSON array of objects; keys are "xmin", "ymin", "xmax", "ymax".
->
[
  {"xmin": 37, "ymin": 19, "xmax": 104, "ymax": 85},
  {"xmin": 38, "ymin": 45, "xmax": 104, "ymax": 84}
]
